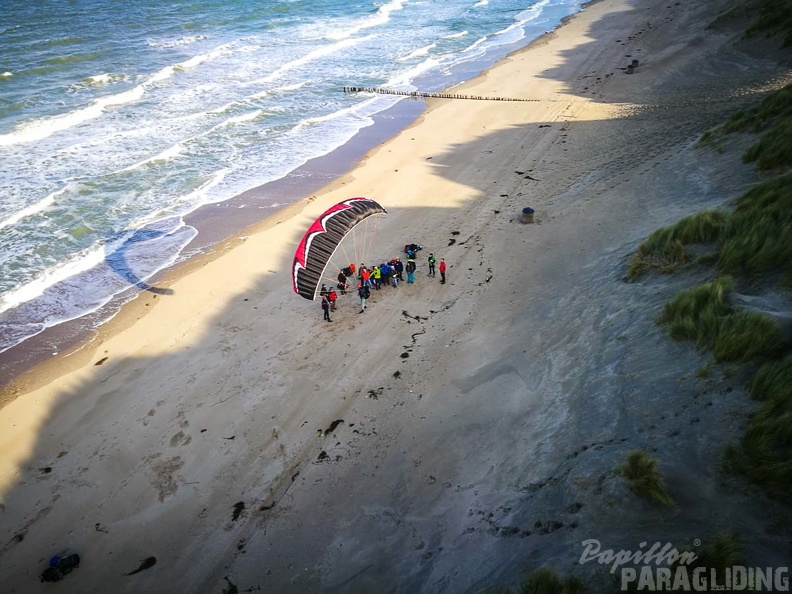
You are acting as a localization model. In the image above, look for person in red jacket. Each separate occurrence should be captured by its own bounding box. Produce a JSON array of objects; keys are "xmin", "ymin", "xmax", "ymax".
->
[
  {"xmin": 439, "ymin": 258, "xmax": 447, "ymax": 284},
  {"xmin": 327, "ymin": 287, "xmax": 338, "ymax": 311}
]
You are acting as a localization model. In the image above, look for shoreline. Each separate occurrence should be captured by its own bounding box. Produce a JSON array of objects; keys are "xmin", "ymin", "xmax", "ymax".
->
[
  {"xmin": 0, "ymin": 98, "xmax": 428, "ymax": 402},
  {"xmin": 2, "ymin": 0, "xmax": 791, "ymax": 591},
  {"xmin": 0, "ymin": 3, "xmax": 590, "ymax": 403}
]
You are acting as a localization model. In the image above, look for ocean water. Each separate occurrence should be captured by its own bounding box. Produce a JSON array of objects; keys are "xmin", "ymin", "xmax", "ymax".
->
[{"xmin": 0, "ymin": 0, "xmax": 583, "ymax": 355}]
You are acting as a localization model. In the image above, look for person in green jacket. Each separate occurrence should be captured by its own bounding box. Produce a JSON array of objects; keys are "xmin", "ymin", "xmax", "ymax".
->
[{"xmin": 427, "ymin": 253, "xmax": 436, "ymax": 277}]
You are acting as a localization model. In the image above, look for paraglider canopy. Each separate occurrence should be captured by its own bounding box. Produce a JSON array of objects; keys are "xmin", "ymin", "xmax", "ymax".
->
[{"xmin": 292, "ymin": 197, "xmax": 387, "ymax": 300}]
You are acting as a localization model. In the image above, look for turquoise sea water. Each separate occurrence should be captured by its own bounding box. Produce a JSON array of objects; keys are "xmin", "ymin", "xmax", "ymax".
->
[{"xmin": 0, "ymin": 0, "xmax": 583, "ymax": 355}]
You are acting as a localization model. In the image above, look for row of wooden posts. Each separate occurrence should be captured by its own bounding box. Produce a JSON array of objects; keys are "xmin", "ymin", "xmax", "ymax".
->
[{"xmin": 343, "ymin": 86, "xmax": 540, "ymax": 102}]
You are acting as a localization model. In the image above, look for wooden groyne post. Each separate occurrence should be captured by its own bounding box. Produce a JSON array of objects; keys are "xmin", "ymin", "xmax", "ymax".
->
[{"xmin": 343, "ymin": 86, "xmax": 539, "ymax": 102}]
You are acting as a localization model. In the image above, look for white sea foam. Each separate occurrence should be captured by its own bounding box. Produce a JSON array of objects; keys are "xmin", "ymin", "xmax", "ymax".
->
[
  {"xmin": 326, "ymin": 0, "xmax": 406, "ymax": 40},
  {"xmin": 386, "ymin": 57, "xmax": 442, "ymax": 88},
  {"xmin": 1, "ymin": 72, "xmax": 12, "ymax": 77},
  {"xmin": 442, "ymin": 31, "xmax": 469, "ymax": 39},
  {"xmin": 147, "ymin": 35, "xmax": 208, "ymax": 49},
  {"xmin": 0, "ymin": 232, "xmax": 133, "ymax": 315},
  {"xmin": 474, "ymin": 0, "xmax": 488, "ymax": 6},
  {"xmin": 248, "ymin": 80, "xmax": 309, "ymax": 100},
  {"xmin": 0, "ymin": 42, "xmax": 235, "ymax": 146},
  {"xmin": 397, "ymin": 43, "xmax": 437, "ymax": 63},
  {"xmin": 118, "ymin": 143, "xmax": 184, "ymax": 173},
  {"xmin": 250, "ymin": 35, "xmax": 375, "ymax": 86},
  {"xmin": 0, "ymin": 184, "xmax": 69, "ymax": 231}
]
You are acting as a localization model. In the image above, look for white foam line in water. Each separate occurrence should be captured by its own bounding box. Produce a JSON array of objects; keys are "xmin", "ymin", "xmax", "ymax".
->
[
  {"xmin": 0, "ymin": 231, "xmax": 136, "ymax": 315},
  {"xmin": 131, "ymin": 168, "xmax": 230, "ymax": 226},
  {"xmin": 248, "ymin": 80, "xmax": 310, "ymax": 100},
  {"xmin": 442, "ymin": 31, "xmax": 469, "ymax": 39},
  {"xmin": 0, "ymin": 42, "xmax": 235, "ymax": 147},
  {"xmin": 251, "ymin": 35, "xmax": 375, "ymax": 86},
  {"xmin": 385, "ymin": 57, "xmax": 442, "ymax": 88},
  {"xmin": 327, "ymin": 0, "xmax": 406, "ymax": 41},
  {"xmin": 118, "ymin": 143, "xmax": 184, "ymax": 173},
  {"xmin": 396, "ymin": 43, "xmax": 437, "ymax": 63},
  {"xmin": 0, "ymin": 184, "xmax": 69, "ymax": 231},
  {"xmin": 0, "ymin": 221, "xmax": 198, "ymax": 354}
]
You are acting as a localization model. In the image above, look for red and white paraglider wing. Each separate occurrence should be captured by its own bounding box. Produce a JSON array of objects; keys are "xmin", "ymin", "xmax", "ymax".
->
[{"xmin": 292, "ymin": 197, "xmax": 387, "ymax": 300}]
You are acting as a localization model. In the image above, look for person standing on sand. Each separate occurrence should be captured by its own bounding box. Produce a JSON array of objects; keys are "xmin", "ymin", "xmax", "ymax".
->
[
  {"xmin": 327, "ymin": 287, "xmax": 337, "ymax": 311},
  {"xmin": 358, "ymin": 282, "xmax": 370, "ymax": 313},
  {"xmin": 371, "ymin": 265, "xmax": 381, "ymax": 290},
  {"xmin": 321, "ymin": 295, "xmax": 332, "ymax": 322},
  {"xmin": 394, "ymin": 258, "xmax": 404, "ymax": 281},
  {"xmin": 361, "ymin": 266, "xmax": 371, "ymax": 288},
  {"xmin": 439, "ymin": 258, "xmax": 447, "ymax": 284},
  {"xmin": 427, "ymin": 253, "xmax": 436, "ymax": 277},
  {"xmin": 405, "ymin": 259, "xmax": 416, "ymax": 283}
]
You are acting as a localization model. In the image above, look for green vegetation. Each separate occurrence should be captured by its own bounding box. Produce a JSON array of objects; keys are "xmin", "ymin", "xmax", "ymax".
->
[
  {"xmin": 718, "ymin": 173, "xmax": 792, "ymax": 280},
  {"xmin": 621, "ymin": 450, "xmax": 674, "ymax": 507},
  {"xmin": 626, "ymin": 211, "xmax": 725, "ymax": 279},
  {"xmin": 746, "ymin": 0, "xmax": 792, "ymax": 47},
  {"xmin": 500, "ymin": 567, "xmax": 590, "ymax": 594},
  {"xmin": 657, "ymin": 277, "xmax": 784, "ymax": 361},
  {"xmin": 684, "ymin": 533, "xmax": 743, "ymax": 572},
  {"xmin": 628, "ymin": 174, "xmax": 792, "ymax": 283},
  {"xmin": 703, "ymin": 82, "xmax": 792, "ymax": 171},
  {"xmin": 696, "ymin": 361, "xmax": 713, "ymax": 378},
  {"xmin": 725, "ymin": 354, "xmax": 792, "ymax": 504}
]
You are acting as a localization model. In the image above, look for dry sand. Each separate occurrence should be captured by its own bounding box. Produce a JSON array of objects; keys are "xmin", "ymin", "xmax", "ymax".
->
[{"xmin": 1, "ymin": 0, "xmax": 791, "ymax": 592}]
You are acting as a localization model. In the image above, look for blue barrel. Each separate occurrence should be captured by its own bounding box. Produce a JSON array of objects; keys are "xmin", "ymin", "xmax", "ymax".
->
[{"xmin": 521, "ymin": 207, "xmax": 535, "ymax": 223}]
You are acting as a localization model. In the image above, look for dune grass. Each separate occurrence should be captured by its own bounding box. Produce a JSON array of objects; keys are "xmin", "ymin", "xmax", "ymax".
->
[
  {"xmin": 724, "ymin": 354, "xmax": 792, "ymax": 504},
  {"xmin": 717, "ymin": 173, "xmax": 792, "ymax": 282},
  {"xmin": 621, "ymin": 451, "xmax": 674, "ymax": 507},
  {"xmin": 626, "ymin": 211, "xmax": 725, "ymax": 279},
  {"xmin": 499, "ymin": 567, "xmax": 590, "ymax": 594},
  {"xmin": 706, "ymin": 81, "xmax": 792, "ymax": 171},
  {"xmin": 657, "ymin": 277, "xmax": 784, "ymax": 362},
  {"xmin": 746, "ymin": 0, "xmax": 792, "ymax": 48},
  {"xmin": 629, "ymin": 174, "xmax": 792, "ymax": 281},
  {"xmin": 689, "ymin": 533, "xmax": 743, "ymax": 571}
]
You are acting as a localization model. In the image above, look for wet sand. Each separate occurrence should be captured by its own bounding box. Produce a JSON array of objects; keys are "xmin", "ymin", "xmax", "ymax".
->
[{"xmin": 1, "ymin": 0, "xmax": 791, "ymax": 592}]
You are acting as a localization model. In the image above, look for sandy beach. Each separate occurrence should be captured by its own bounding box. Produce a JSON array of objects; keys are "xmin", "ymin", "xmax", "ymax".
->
[{"xmin": 1, "ymin": 0, "xmax": 791, "ymax": 592}]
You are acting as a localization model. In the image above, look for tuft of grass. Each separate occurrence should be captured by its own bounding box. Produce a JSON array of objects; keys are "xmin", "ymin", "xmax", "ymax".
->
[
  {"xmin": 696, "ymin": 361, "xmax": 713, "ymax": 378},
  {"xmin": 658, "ymin": 277, "xmax": 784, "ymax": 362},
  {"xmin": 745, "ymin": 0, "xmax": 792, "ymax": 48},
  {"xmin": 629, "ymin": 174, "xmax": 792, "ymax": 281},
  {"xmin": 500, "ymin": 567, "xmax": 590, "ymax": 594},
  {"xmin": 627, "ymin": 211, "xmax": 725, "ymax": 279},
  {"xmin": 621, "ymin": 450, "xmax": 674, "ymax": 507},
  {"xmin": 717, "ymin": 173, "xmax": 792, "ymax": 279},
  {"xmin": 722, "ymin": 82, "xmax": 792, "ymax": 171},
  {"xmin": 726, "ymin": 355, "xmax": 792, "ymax": 504},
  {"xmin": 677, "ymin": 533, "xmax": 743, "ymax": 574},
  {"xmin": 743, "ymin": 116, "xmax": 792, "ymax": 170}
]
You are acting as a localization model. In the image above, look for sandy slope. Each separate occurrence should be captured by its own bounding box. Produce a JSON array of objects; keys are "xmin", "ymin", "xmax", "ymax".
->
[{"xmin": 1, "ymin": 0, "xmax": 791, "ymax": 592}]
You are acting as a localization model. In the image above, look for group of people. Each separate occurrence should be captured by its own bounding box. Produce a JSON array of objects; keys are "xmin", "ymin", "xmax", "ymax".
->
[{"xmin": 321, "ymin": 249, "xmax": 447, "ymax": 319}]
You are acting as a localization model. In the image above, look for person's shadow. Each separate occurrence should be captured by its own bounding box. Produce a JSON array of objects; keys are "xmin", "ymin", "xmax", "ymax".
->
[{"xmin": 105, "ymin": 224, "xmax": 189, "ymax": 296}]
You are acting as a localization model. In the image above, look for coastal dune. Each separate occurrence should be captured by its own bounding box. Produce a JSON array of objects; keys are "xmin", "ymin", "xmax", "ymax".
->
[{"xmin": 1, "ymin": 0, "xmax": 791, "ymax": 592}]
